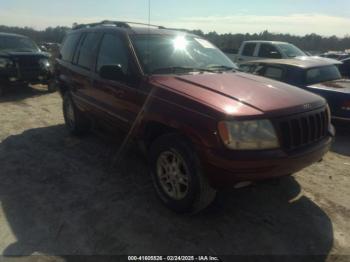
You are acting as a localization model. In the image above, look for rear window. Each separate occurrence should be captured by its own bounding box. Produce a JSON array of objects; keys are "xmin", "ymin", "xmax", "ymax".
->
[
  {"xmin": 60, "ymin": 33, "xmax": 81, "ymax": 62},
  {"xmin": 306, "ymin": 65, "xmax": 341, "ymax": 85},
  {"xmin": 242, "ymin": 43, "xmax": 256, "ymax": 56}
]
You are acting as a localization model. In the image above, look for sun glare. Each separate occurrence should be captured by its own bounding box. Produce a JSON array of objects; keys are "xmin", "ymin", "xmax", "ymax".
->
[{"xmin": 173, "ymin": 35, "xmax": 188, "ymax": 51}]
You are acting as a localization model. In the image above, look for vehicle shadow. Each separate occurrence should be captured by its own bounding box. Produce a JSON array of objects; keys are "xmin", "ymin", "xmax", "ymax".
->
[
  {"xmin": 0, "ymin": 125, "xmax": 333, "ymax": 260},
  {"xmin": 331, "ymin": 121, "xmax": 350, "ymax": 156},
  {"xmin": 0, "ymin": 85, "xmax": 50, "ymax": 103}
]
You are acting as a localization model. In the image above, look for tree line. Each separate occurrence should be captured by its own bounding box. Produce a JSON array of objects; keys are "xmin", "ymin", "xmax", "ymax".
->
[{"xmin": 1, "ymin": 25, "xmax": 349, "ymax": 53}]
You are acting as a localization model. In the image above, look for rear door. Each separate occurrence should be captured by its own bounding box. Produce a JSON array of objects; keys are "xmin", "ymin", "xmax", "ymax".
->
[{"xmin": 69, "ymin": 31, "xmax": 102, "ymax": 114}]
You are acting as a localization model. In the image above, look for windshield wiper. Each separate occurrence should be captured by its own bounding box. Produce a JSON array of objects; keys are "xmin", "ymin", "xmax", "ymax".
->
[
  {"xmin": 207, "ymin": 65, "xmax": 236, "ymax": 72},
  {"xmin": 151, "ymin": 66, "xmax": 215, "ymax": 74}
]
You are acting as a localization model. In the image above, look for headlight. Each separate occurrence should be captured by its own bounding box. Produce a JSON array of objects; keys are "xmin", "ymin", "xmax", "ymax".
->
[
  {"xmin": 39, "ymin": 58, "xmax": 50, "ymax": 68},
  {"xmin": 0, "ymin": 58, "xmax": 11, "ymax": 68},
  {"xmin": 218, "ymin": 119, "xmax": 279, "ymax": 150}
]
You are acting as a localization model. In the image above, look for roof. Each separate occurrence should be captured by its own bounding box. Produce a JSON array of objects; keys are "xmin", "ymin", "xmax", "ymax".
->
[
  {"xmin": 69, "ymin": 21, "xmax": 194, "ymax": 36},
  {"xmin": 0, "ymin": 32, "xmax": 27, "ymax": 38},
  {"xmin": 243, "ymin": 56, "xmax": 342, "ymax": 69}
]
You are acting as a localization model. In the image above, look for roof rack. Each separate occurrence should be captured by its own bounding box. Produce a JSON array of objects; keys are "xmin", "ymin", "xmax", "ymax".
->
[{"xmin": 72, "ymin": 20, "xmax": 166, "ymax": 30}]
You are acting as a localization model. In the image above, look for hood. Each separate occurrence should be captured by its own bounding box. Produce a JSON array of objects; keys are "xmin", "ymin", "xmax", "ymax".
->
[
  {"xmin": 152, "ymin": 72, "xmax": 326, "ymax": 117},
  {"xmin": 0, "ymin": 50, "xmax": 50, "ymax": 58},
  {"xmin": 308, "ymin": 79, "xmax": 350, "ymax": 94}
]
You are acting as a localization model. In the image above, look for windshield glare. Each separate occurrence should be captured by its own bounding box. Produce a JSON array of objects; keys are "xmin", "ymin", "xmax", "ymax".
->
[
  {"xmin": 0, "ymin": 36, "xmax": 39, "ymax": 52},
  {"xmin": 132, "ymin": 35, "xmax": 238, "ymax": 74},
  {"xmin": 277, "ymin": 43, "xmax": 305, "ymax": 58},
  {"xmin": 306, "ymin": 65, "xmax": 341, "ymax": 84}
]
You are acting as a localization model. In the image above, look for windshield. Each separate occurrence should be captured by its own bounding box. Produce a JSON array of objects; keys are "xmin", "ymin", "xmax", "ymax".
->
[
  {"xmin": 0, "ymin": 36, "xmax": 39, "ymax": 52},
  {"xmin": 277, "ymin": 43, "xmax": 305, "ymax": 58},
  {"xmin": 131, "ymin": 35, "xmax": 238, "ymax": 74},
  {"xmin": 306, "ymin": 65, "xmax": 342, "ymax": 85}
]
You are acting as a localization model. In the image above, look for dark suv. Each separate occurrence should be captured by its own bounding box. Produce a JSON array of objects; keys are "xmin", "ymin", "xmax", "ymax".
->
[
  {"xmin": 56, "ymin": 21, "xmax": 334, "ymax": 213},
  {"xmin": 0, "ymin": 33, "xmax": 54, "ymax": 96}
]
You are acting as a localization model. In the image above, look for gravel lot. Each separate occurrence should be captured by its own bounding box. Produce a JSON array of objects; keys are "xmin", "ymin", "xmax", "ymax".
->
[{"xmin": 0, "ymin": 86, "xmax": 349, "ymax": 261}]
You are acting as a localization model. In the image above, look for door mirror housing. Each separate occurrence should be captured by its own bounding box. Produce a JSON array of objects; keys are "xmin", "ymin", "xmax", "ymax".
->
[
  {"xmin": 99, "ymin": 65, "xmax": 125, "ymax": 81},
  {"xmin": 269, "ymin": 51, "xmax": 282, "ymax": 59}
]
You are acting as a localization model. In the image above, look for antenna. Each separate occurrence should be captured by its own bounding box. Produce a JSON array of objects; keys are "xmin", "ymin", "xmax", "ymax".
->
[{"xmin": 148, "ymin": 0, "xmax": 151, "ymax": 27}]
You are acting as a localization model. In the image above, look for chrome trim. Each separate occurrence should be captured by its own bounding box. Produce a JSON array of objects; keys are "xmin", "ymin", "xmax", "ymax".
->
[
  {"xmin": 332, "ymin": 116, "xmax": 350, "ymax": 122},
  {"xmin": 72, "ymin": 94, "xmax": 129, "ymax": 123}
]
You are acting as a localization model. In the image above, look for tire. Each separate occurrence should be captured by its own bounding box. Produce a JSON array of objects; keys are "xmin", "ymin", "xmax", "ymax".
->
[
  {"xmin": 47, "ymin": 80, "xmax": 57, "ymax": 93},
  {"xmin": 0, "ymin": 85, "xmax": 3, "ymax": 97},
  {"xmin": 63, "ymin": 92, "xmax": 90, "ymax": 135},
  {"xmin": 149, "ymin": 134, "xmax": 216, "ymax": 213}
]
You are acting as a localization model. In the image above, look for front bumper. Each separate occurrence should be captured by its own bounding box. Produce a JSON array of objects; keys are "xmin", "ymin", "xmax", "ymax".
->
[
  {"xmin": 0, "ymin": 67, "xmax": 52, "ymax": 86},
  {"xmin": 199, "ymin": 136, "xmax": 333, "ymax": 189}
]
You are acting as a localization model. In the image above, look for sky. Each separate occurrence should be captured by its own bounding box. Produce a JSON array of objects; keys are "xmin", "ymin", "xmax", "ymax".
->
[{"xmin": 0, "ymin": 0, "xmax": 350, "ymax": 37}]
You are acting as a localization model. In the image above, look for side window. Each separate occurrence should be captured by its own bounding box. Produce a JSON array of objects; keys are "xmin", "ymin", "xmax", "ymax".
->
[
  {"xmin": 242, "ymin": 43, "xmax": 256, "ymax": 56},
  {"xmin": 60, "ymin": 33, "xmax": 81, "ymax": 62},
  {"xmin": 258, "ymin": 44, "xmax": 282, "ymax": 58},
  {"xmin": 264, "ymin": 66, "xmax": 283, "ymax": 80},
  {"xmin": 76, "ymin": 33, "xmax": 100, "ymax": 69},
  {"xmin": 96, "ymin": 34, "xmax": 129, "ymax": 74},
  {"xmin": 239, "ymin": 64, "xmax": 257, "ymax": 73}
]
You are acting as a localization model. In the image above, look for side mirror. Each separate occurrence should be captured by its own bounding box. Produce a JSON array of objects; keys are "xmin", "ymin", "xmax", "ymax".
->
[
  {"xmin": 270, "ymin": 51, "xmax": 282, "ymax": 59},
  {"xmin": 99, "ymin": 65, "xmax": 125, "ymax": 81}
]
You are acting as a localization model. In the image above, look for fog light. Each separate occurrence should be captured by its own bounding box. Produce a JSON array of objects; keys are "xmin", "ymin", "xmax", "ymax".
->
[{"xmin": 9, "ymin": 77, "xmax": 17, "ymax": 82}]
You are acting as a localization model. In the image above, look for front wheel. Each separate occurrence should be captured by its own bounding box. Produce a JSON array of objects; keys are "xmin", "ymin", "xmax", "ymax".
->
[
  {"xmin": 63, "ymin": 93, "xmax": 90, "ymax": 135},
  {"xmin": 149, "ymin": 134, "xmax": 216, "ymax": 213},
  {"xmin": 47, "ymin": 80, "xmax": 57, "ymax": 93}
]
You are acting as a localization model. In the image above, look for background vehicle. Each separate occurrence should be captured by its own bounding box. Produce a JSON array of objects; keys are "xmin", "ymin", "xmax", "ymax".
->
[
  {"xmin": 0, "ymin": 32, "xmax": 55, "ymax": 96},
  {"xmin": 339, "ymin": 57, "xmax": 350, "ymax": 78},
  {"xmin": 56, "ymin": 21, "xmax": 333, "ymax": 213},
  {"xmin": 320, "ymin": 51, "xmax": 350, "ymax": 61},
  {"xmin": 235, "ymin": 41, "xmax": 306, "ymax": 64},
  {"xmin": 240, "ymin": 57, "xmax": 350, "ymax": 122}
]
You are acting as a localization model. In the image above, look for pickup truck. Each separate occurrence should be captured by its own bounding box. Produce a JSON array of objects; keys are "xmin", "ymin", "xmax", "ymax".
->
[{"xmin": 235, "ymin": 41, "xmax": 306, "ymax": 64}]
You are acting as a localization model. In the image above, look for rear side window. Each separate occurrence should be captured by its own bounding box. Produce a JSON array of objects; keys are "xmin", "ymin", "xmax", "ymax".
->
[
  {"xmin": 242, "ymin": 43, "xmax": 256, "ymax": 56},
  {"xmin": 60, "ymin": 33, "xmax": 81, "ymax": 62},
  {"xmin": 264, "ymin": 66, "xmax": 283, "ymax": 80},
  {"xmin": 76, "ymin": 33, "xmax": 100, "ymax": 69},
  {"xmin": 258, "ymin": 44, "xmax": 282, "ymax": 58},
  {"xmin": 306, "ymin": 65, "xmax": 341, "ymax": 85},
  {"xmin": 96, "ymin": 34, "xmax": 129, "ymax": 74}
]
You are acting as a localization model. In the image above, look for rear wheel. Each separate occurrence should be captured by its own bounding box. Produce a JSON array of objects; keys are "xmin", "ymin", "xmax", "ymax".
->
[
  {"xmin": 149, "ymin": 134, "xmax": 216, "ymax": 213},
  {"xmin": 63, "ymin": 93, "xmax": 90, "ymax": 135}
]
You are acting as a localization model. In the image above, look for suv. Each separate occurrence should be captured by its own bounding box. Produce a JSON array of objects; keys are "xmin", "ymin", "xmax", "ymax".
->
[
  {"xmin": 235, "ymin": 41, "xmax": 306, "ymax": 64},
  {"xmin": 56, "ymin": 21, "xmax": 334, "ymax": 213},
  {"xmin": 0, "ymin": 33, "xmax": 54, "ymax": 96}
]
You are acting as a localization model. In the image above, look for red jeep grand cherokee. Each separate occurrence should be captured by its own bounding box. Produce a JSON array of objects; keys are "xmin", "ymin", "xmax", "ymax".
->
[{"xmin": 56, "ymin": 21, "xmax": 334, "ymax": 213}]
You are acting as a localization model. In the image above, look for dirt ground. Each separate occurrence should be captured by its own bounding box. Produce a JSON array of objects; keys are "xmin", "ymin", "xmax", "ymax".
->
[{"xmin": 0, "ymin": 86, "xmax": 349, "ymax": 261}]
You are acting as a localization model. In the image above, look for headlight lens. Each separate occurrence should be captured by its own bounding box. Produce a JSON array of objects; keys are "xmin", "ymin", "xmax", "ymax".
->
[
  {"xmin": 0, "ymin": 58, "xmax": 11, "ymax": 68},
  {"xmin": 39, "ymin": 58, "xmax": 50, "ymax": 68},
  {"xmin": 218, "ymin": 119, "xmax": 280, "ymax": 150}
]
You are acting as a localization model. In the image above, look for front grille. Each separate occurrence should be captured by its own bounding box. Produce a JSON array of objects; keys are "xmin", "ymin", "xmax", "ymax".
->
[
  {"xmin": 17, "ymin": 56, "xmax": 40, "ymax": 68},
  {"xmin": 275, "ymin": 107, "xmax": 329, "ymax": 151}
]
